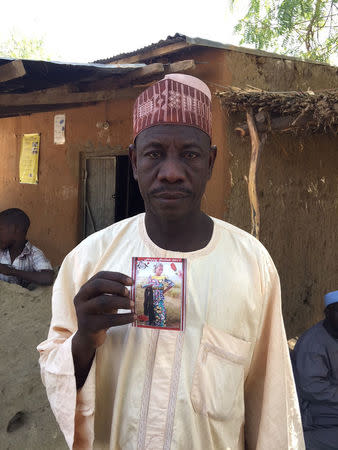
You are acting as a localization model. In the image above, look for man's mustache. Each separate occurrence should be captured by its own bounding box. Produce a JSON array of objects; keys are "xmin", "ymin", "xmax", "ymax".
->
[{"xmin": 149, "ymin": 187, "xmax": 192, "ymax": 196}]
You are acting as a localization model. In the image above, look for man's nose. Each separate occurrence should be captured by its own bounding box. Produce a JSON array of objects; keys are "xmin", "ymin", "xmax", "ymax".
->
[{"xmin": 157, "ymin": 155, "xmax": 185, "ymax": 183}]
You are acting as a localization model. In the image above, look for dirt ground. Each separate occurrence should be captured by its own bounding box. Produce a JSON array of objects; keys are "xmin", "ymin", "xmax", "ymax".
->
[{"xmin": 0, "ymin": 281, "xmax": 67, "ymax": 450}]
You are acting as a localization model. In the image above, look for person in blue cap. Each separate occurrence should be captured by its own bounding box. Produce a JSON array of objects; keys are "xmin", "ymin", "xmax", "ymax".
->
[{"xmin": 292, "ymin": 290, "xmax": 338, "ymax": 449}]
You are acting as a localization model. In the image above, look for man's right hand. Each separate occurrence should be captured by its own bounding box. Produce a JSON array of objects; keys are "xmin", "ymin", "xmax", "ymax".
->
[{"xmin": 72, "ymin": 271, "xmax": 135, "ymax": 389}]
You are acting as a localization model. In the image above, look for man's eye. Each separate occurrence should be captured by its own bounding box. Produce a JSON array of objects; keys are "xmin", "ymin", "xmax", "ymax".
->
[
  {"xmin": 184, "ymin": 152, "xmax": 198, "ymax": 159},
  {"xmin": 146, "ymin": 151, "xmax": 161, "ymax": 159}
]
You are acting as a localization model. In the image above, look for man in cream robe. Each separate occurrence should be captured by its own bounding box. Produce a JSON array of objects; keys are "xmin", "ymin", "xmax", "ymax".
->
[{"xmin": 38, "ymin": 74, "xmax": 304, "ymax": 450}]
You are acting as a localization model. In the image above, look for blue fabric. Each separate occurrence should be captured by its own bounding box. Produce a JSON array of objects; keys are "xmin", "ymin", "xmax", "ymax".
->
[
  {"xmin": 292, "ymin": 321, "xmax": 338, "ymax": 449},
  {"xmin": 324, "ymin": 290, "xmax": 338, "ymax": 308},
  {"xmin": 304, "ymin": 429, "xmax": 338, "ymax": 450}
]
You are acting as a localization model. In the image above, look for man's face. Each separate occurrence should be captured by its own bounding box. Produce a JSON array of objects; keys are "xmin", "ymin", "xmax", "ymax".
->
[
  {"xmin": 0, "ymin": 222, "xmax": 16, "ymax": 250},
  {"xmin": 130, "ymin": 125, "xmax": 216, "ymax": 222},
  {"xmin": 326, "ymin": 302, "xmax": 338, "ymax": 332}
]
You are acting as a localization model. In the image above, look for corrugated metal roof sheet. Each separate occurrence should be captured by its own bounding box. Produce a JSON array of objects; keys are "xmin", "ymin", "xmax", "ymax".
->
[
  {"xmin": 93, "ymin": 33, "xmax": 334, "ymax": 67},
  {"xmin": 93, "ymin": 33, "xmax": 187, "ymax": 64}
]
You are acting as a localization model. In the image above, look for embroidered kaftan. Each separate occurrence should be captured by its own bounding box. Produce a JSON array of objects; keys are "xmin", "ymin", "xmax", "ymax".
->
[{"xmin": 38, "ymin": 213, "xmax": 305, "ymax": 450}]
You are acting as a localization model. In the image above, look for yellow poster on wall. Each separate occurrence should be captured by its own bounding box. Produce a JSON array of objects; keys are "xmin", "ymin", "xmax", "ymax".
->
[{"xmin": 19, "ymin": 134, "xmax": 40, "ymax": 184}]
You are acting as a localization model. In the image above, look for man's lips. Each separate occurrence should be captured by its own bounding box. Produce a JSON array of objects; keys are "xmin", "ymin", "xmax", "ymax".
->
[
  {"xmin": 154, "ymin": 191, "xmax": 189, "ymax": 199},
  {"xmin": 150, "ymin": 187, "xmax": 192, "ymax": 199}
]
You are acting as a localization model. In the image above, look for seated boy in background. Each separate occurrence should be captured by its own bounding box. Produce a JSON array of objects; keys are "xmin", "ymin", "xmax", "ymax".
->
[{"xmin": 0, "ymin": 208, "xmax": 54, "ymax": 288}]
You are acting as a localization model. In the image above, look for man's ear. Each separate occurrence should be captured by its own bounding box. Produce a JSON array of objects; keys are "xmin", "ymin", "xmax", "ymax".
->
[
  {"xmin": 208, "ymin": 145, "xmax": 217, "ymax": 179},
  {"xmin": 128, "ymin": 143, "xmax": 138, "ymax": 181}
]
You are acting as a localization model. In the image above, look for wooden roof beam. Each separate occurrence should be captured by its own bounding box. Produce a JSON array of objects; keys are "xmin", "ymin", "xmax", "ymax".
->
[
  {"xmin": 81, "ymin": 63, "xmax": 165, "ymax": 91},
  {"xmin": 55, "ymin": 60, "xmax": 196, "ymax": 92},
  {"xmin": 121, "ymin": 63, "xmax": 164, "ymax": 83},
  {"xmin": 0, "ymin": 84, "xmax": 140, "ymax": 107},
  {"xmin": 167, "ymin": 59, "xmax": 196, "ymax": 73},
  {"xmin": 0, "ymin": 60, "xmax": 26, "ymax": 83},
  {"xmin": 118, "ymin": 59, "xmax": 196, "ymax": 87},
  {"xmin": 0, "ymin": 102, "xmax": 96, "ymax": 118}
]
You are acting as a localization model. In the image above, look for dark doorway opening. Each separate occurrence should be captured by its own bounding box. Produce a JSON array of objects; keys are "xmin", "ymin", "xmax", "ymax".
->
[
  {"xmin": 115, "ymin": 155, "xmax": 145, "ymax": 222},
  {"xmin": 80, "ymin": 151, "xmax": 144, "ymax": 240}
]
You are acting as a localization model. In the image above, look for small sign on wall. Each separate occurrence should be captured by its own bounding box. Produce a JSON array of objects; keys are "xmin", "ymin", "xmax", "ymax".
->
[
  {"xmin": 19, "ymin": 133, "xmax": 40, "ymax": 184},
  {"xmin": 54, "ymin": 114, "xmax": 66, "ymax": 144}
]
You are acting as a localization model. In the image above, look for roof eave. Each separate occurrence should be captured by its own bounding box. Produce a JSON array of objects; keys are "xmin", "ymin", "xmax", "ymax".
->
[
  {"xmin": 110, "ymin": 34, "xmax": 337, "ymax": 68},
  {"xmin": 110, "ymin": 40, "xmax": 192, "ymax": 64},
  {"xmin": 185, "ymin": 36, "xmax": 336, "ymax": 67}
]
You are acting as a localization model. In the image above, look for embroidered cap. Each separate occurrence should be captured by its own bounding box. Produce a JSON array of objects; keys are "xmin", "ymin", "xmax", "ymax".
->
[
  {"xmin": 324, "ymin": 290, "xmax": 338, "ymax": 308},
  {"xmin": 133, "ymin": 74, "xmax": 212, "ymax": 140}
]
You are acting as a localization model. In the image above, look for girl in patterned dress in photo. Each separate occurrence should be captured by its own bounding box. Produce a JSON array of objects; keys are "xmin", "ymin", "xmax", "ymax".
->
[{"xmin": 142, "ymin": 262, "xmax": 174, "ymax": 327}]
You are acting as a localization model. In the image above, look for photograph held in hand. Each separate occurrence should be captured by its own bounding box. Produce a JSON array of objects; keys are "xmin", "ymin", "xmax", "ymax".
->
[{"xmin": 131, "ymin": 257, "xmax": 186, "ymax": 330}]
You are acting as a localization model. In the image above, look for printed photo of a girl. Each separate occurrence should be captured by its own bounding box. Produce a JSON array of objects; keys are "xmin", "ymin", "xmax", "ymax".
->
[
  {"xmin": 142, "ymin": 262, "xmax": 174, "ymax": 327},
  {"xmin": 132, "ymin": 257, "xmax": 186, "ymax": 330}
]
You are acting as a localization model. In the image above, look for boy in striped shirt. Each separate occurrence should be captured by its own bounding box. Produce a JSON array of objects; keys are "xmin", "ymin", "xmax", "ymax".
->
[{"xmin": 0, "ymin": 208, "xmax": 54, "ymax": 288}]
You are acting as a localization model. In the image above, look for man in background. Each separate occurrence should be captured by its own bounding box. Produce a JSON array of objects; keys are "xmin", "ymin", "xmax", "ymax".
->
[
  {"xmin": 0, "ymin": 208, "xmax": 54, "ymax": 288},
  {"xmin": 293, "ymin": 290, "xmax": 338, "ymax": 450}
]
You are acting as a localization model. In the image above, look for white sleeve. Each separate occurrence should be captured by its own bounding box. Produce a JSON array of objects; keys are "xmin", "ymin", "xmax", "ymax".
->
[{"xmin": 37, "ymin": 251, "xmax": 96, "ymax": 449}]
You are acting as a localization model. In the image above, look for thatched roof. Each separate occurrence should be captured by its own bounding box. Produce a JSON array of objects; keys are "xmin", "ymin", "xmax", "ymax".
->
[{"xmin": 216, "ymin": 87, "xmax": 338, "ymax": 135}]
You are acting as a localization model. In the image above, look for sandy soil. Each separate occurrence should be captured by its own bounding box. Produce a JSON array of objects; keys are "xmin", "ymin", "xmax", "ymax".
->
[{"xmin": 0, "ymin": 281, "xmax": 67, "ymax": 450}]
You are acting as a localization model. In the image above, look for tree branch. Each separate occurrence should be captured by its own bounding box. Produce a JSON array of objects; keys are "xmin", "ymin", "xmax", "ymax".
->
[{"xmin": 246, "ymin": 108, "xmax": 266, "ymax": 240}]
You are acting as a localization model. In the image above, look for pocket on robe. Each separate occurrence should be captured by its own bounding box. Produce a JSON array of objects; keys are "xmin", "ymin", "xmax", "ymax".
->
[{"xmin": 190, "ymin": 324, "xmax": 251, "ymax": 421}]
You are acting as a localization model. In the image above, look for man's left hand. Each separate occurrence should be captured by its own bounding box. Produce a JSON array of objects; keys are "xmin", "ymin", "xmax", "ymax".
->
[{"xmin": 0, "ymin": 263, "xmax": 13, "ymax": 276}]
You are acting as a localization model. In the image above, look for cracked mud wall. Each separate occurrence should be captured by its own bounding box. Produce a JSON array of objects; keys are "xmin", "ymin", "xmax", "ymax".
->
[
  {"xmin": 216, "ymin": 49, "xmax": 338, "ymax": 337},
  {"xmin": 226, "ymin": 124, "xmax": 338, "ymax": 337}
]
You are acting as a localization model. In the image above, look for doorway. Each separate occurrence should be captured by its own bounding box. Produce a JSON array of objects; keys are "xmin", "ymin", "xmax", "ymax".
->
[{"xmin": 80, "ymin": 149, "xmax": 144, "ymax": 240}]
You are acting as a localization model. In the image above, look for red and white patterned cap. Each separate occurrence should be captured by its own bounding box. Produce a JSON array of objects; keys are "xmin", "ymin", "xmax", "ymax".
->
[{"xmin": 133, "ymin": 74, "xmax": 212, "ymax": 140}]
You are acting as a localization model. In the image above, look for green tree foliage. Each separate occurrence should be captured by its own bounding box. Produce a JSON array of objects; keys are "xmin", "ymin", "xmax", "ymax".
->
[
  {"xmin": 0, "ymin": 31, "xmax": 50, "ymax": 60},
  {"xmin": 232, "ymin": 0, "xmax": 338, "ymax": 63}
]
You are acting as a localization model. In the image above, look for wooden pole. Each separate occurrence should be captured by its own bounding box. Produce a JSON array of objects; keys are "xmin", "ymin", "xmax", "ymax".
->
[
  {"xmin": 246, "ymin": 108, "xmax": 266, "ymax": 240},
  {"xmin": 234, "ymin": 113, "xmax": 317, "ymax": 136}
]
